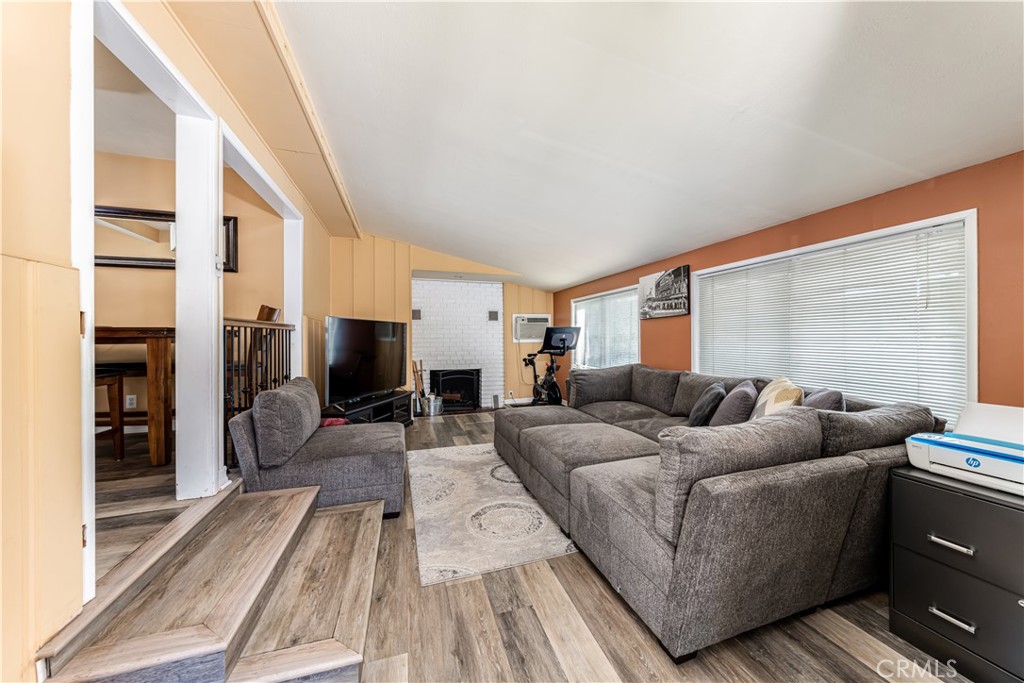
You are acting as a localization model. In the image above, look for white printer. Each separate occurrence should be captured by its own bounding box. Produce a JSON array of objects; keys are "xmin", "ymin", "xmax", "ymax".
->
[{"xmin": 906, "ymin": 402, "xmax": 1024, "ymax": 496}]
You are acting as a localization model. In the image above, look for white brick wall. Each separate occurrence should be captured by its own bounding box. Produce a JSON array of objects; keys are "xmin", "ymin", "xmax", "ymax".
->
[{"xmin": 411, "ymin": 279, "xmax": 505, "ymax": 407}]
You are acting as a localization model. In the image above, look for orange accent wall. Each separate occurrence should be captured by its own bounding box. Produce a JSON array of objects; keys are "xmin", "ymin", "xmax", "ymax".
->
[{"xmin": 554, "ymin": 153, "xmax": 1024, "ymax": 407}]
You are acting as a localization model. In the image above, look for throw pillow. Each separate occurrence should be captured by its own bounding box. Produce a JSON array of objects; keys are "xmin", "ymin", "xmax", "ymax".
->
[
  {"xmin": 708, "ymin": 379, "xmax": 759, "ymax": 426},
  {"xmin": 687, "ymin": 382, "xmax": 727, "ymax": 427},
  {"xmin": 751, "ymin": 377, "xmax": 803, "ymax": 419},
  {"xmin": 803, "ymin": 388, "xmax": 846, "ymax": 412},
  {"xmin": 670, "ymin": 372, "xmax": 721, "ymax": 416}
]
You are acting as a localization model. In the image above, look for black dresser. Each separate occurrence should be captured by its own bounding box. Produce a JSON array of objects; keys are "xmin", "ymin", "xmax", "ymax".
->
[{"xmin": 890, "ymin": 467, "xmax": 1024, "ymax": 682}]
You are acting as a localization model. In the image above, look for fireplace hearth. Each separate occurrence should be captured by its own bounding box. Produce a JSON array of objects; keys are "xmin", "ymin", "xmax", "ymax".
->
[{"xmin": 429, "ymin": 369, "xmax": 482, "ymax": 412}]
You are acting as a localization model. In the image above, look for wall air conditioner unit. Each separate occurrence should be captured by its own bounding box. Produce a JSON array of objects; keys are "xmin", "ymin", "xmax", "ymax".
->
[{"xmin": 512, "ymin": 314, "xmax": 551, "ymax": 343}]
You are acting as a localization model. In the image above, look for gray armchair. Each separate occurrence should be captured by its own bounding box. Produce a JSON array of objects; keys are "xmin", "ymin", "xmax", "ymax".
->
[{"xmin": 228, "ymin": 377, "xmax": 406, "ymax": 514}]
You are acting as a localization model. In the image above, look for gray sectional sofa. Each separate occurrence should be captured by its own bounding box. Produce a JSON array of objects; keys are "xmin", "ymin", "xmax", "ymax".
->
[
  {"xmin": 228, "ymin": 377, "xmax": 406, "ymax": 514},
  {"xmin": 494, "ymin": 364, "xmax": 943, "ymax": 661}
]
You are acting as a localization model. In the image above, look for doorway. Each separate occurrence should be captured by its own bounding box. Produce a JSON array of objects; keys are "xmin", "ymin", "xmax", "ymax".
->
[{"xmin": 73, "ymin": 0, "xmax": 305, "ymax": 602}]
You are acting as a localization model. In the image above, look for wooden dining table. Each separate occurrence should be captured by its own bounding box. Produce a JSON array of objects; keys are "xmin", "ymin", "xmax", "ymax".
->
[{"xmin": 95, "ymin": 326, "xmax": 174, "ymax": 467}]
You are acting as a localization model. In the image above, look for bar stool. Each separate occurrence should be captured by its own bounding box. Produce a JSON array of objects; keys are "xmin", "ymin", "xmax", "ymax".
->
[{"xmin": 95, "ymin": 368, "xmax": 126, "ymax": 461}]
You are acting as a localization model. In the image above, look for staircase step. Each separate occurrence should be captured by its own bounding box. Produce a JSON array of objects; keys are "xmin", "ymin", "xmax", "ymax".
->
[
  {"xmin": 39, "ymin": 478, "xmax": 243, "ymax": 676},
  {"xmin": 228, "ymin": 640, "xmax": 360, "ymax": 683},
  {"xmin": 50, "ymin": 487, "xmax": 319, "ymax": 683},
  {"xmin": 229, "ymin": 500, "xmax": 385, "ymax": 683}
]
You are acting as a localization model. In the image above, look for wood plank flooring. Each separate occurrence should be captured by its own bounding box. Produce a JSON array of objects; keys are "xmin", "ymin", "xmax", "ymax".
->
[
  {"xmin": 234, "ymin": 500, "xmax": 385, "ymax": 682},
  {"xmin": 95, "ymin": 488, "xmax": 317, "ymax": 646},
  {"xmin": 40, "ymin": 480, "xmax": 243, "ymax": 675},
  {"xmin": 95, "ymin": 434, "xmax": 193, "ymax": 578},
  {"xmin": 362, "ymin": 411, "xmax": 970, "ymax": 683}
]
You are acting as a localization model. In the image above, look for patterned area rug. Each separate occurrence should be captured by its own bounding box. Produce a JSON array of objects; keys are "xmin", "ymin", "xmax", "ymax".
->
[{"xmin": 408, "ymin": 443, "xmax": 576, "ymax": 586}]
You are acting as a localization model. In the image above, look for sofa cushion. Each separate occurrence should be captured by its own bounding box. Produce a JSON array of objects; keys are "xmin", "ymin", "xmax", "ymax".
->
[
  {"xmin": 818, "ymin": 403, "xmax": 935, "ymax": 458},
  {"xmin": 570, "ymin": 455, "xmax": 676, "ymax": 595},
  {"xmin": 845, "ymin": 396, "xmax": 884, "ymax": 412},
  {"xmin": 687, "ymin": 382, "xmax": 727, "ymax": 427},
  {"xmin": 252, "ymin": 377, "xmax": 323, "ymax": 467},
  {"xmin": 579, "ymin": 401, "xmax": 667, "ymax": 423},
  {"xmin": 670, "ymin": 373, "xmax": 721, "ymax": 417},
  {"xmin": 614, "ymin": 416, "xmax": 690, "ymax": 441},
  {"xmin": 654, "ymin": 407, "xmax": 822, "ymax": 543},
  {"xmin": 493, "ymin": 405, "xmax": 600, "ymax": 453},
  {"xmin": 258, "ymin": 422, "xmax": 406, "ymax": 491},
  {"xmin": 568, "ymin": 365, "xmax": 634, "ymax": 408},
  {"xmin": 804, "ymin": 388, "xmax": 846, "ymax": 412},
  {"xmin": 709, "ymin": 380, "xmax": 759, "ymax": 427},
  {"xmin": 751, "ymin": 377, "xmax": 803, "ymax": 419},
  {"xmin": 520, "ymin": 423, "xmax": 660, "ymax": 498},
  {"xmin": 631, "ymin": 366, "xmax": 682, "ymax": 415}
]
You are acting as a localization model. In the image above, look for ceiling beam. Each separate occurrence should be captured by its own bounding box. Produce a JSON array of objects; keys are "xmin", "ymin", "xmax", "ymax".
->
[{"xmin": 255, "ymin": 0, "xmax": 363, "ymax": 238}]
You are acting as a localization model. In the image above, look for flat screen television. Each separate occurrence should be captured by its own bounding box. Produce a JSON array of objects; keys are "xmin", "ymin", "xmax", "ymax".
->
[{"xmin": 325, "ymin": 317, "xmax": 407, "ymax": 406}]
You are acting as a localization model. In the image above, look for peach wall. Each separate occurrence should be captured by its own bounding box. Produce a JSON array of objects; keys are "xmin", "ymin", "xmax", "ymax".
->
[
  {"xmin": 554, "ymin": 153, "xmax": 1024, "ymax": 407},
  {"xmin": 410, "ymin": 244, "xmax": 516, "ymax": 277},
  {"xmin": 330, "ymin": 235, "xmax": 553, "ymax": 400},
  {"xmin": 504, "ymin": 284, "xmax": 555, "ymax": 398},
  {"xmin": 1, "ymin": 4, "xmax": 84, "ymax": 681},
  {"xmin": 0, "ymin": 2, "xmax": 353, "ymax": 678},
  {"xmin": 94, "ymin": 152, "xmax": 285, "ymax": 326},
  {"xmin": 329, "ymin": 235, "xmax": 415, "ymax": 395},
  {"xmin": 93, "ymin": 152, "xmax": 285, "ymax": 411}
]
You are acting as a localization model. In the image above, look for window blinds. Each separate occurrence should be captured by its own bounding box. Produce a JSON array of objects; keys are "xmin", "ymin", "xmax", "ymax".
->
[
  {"xmin": 696, "ymin": 221, "xmax": 968, "ymax": 421},
  {"xmin": 572, "ymin": 287, "xmax": 640, "ymax": 369}
]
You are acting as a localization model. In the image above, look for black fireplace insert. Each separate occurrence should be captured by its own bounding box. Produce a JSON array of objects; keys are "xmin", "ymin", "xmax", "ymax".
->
[{"xmin": 429, "ymin": 369, "xmax": 482, "ymax": 412}]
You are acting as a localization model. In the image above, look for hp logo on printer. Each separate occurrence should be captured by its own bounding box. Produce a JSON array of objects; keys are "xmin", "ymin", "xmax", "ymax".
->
[{"xmin": 965, "ymin": 457, "xmax": 982, "ymax": 469}]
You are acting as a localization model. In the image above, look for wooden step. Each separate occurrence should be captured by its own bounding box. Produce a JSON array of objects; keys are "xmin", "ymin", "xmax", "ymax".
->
[
  {"xmin": 228, "ymin": 500, "xmax": 385, "ymax": 683},
  {"xmin": 49, "ymin": 487, "xmax": 319, "ymax": 683},
  {"xmin": 38, "ymin": 478, "xmax": 243, "ymax": 676}
]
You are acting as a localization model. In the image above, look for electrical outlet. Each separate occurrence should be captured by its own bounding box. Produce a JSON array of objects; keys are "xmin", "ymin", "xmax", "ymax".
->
[
  {"xmin": 126, "ymin": 395, "xmax": 137, "ymax": 409},
  {"xmin": 508, "ymin": 390, "xmax": 514, "ymax": 399}
]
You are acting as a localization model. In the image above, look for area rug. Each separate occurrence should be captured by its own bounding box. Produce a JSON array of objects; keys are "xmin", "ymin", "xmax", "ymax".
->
[{"xmin": 407, "ymin": 443, "xmax": 576, "ymax": 586}]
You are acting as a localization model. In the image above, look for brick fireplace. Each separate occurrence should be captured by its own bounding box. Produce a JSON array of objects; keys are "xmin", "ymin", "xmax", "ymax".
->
[{"xmin": 411, "ymin": 279, "xmax": 505, "ymax": 409}]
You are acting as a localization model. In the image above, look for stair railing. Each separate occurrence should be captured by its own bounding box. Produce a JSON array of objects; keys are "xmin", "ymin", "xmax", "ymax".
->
[{"xmin": 223, "ymin": 317, "xmax": 295, "ymax": 466}]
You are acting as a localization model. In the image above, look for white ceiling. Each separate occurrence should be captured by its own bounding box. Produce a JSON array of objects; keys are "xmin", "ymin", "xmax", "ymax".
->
[
  {"xmin": 95, "ymin": 39, "xmax": 176, "ymax": 160},
  {"xmin": 281, "ymin": 3, "xmax": 1022, "ymax": 291}
]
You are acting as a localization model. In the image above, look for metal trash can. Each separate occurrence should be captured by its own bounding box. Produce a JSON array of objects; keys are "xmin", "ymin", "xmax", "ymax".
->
[{"xmin": 425, "ymin": 396, "xmax": 444, "ymax": 416}]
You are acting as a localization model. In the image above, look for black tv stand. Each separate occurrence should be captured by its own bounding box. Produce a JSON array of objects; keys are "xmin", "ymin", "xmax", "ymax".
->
[{"xmin": 322, "ymin": 390, "xmax": 413, "ymax": 427}]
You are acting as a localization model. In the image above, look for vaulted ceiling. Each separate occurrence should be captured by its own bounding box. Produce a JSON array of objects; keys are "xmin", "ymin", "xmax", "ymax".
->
[
  {"xmin": 94, "ymin": 40, "xmax": 175, "ymax": 160},
  {"xmin": 271, "ymin": 2, "xmax": 1022, "ymax": 290}
]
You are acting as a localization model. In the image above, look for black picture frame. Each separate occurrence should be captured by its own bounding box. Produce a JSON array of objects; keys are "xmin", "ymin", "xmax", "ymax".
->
[
  {"xmin": 639, "ymin": 264, "xmax": 690, "ymax": 319},
  {"xmin": 94, "ymin": 205, "xmax": 238, "ymax": 273}
]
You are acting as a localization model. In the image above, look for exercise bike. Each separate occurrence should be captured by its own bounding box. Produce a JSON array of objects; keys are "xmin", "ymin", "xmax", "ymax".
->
[{"xmin": 523, "ymin": 326, "xmax": 580, "ymax": 406}]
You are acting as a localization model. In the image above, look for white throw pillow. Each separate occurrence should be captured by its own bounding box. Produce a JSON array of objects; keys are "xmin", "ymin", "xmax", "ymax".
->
[{"xmin": 751, "ymin": 377, "xmax": 803, "ymax": 419}]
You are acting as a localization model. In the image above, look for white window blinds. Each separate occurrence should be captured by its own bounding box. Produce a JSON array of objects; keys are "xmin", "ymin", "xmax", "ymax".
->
[
  {"xmin": 696, "ymin": 221, "xmax": 969, "ymax": 421},
  {"xmin": 572, "ymin": 287, "xmax": 640, "ymax": 369}
]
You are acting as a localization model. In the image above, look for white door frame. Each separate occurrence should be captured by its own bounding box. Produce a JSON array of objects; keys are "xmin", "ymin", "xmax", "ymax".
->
[
  {"xmin": 73, "ymin": 0, "xmax": 227, "ymax": 599},
  {"xmin": 222, "ymin": 124, "xmax": 304, "ymax": 375},
  {"xmin": 69, "ymin": 0, "xmax": 96, "ymax": 601}
]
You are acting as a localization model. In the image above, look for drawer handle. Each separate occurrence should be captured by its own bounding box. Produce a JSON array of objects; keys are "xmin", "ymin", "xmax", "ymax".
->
[
  {"xmin": 928, "ymin": 606, "xmax": 976, "ymax": 635},
  {"xmin": 927, "ymin": 533, "xmax": 975, "ymax": 557}
]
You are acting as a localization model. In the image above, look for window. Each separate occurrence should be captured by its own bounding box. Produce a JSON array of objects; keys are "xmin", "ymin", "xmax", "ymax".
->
[
  {"xmin": 572, "ymin": 286, "xmax": 640, "ymax": 369},
  {"xmin": 695, "ymin": 218, "xmax": 972, "ymax": 422}
]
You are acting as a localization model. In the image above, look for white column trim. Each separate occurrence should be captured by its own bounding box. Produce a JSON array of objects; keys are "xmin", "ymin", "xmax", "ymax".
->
[{"xmin": 175, "ymin": 115, "xmax": 228, "ymax": 499}]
